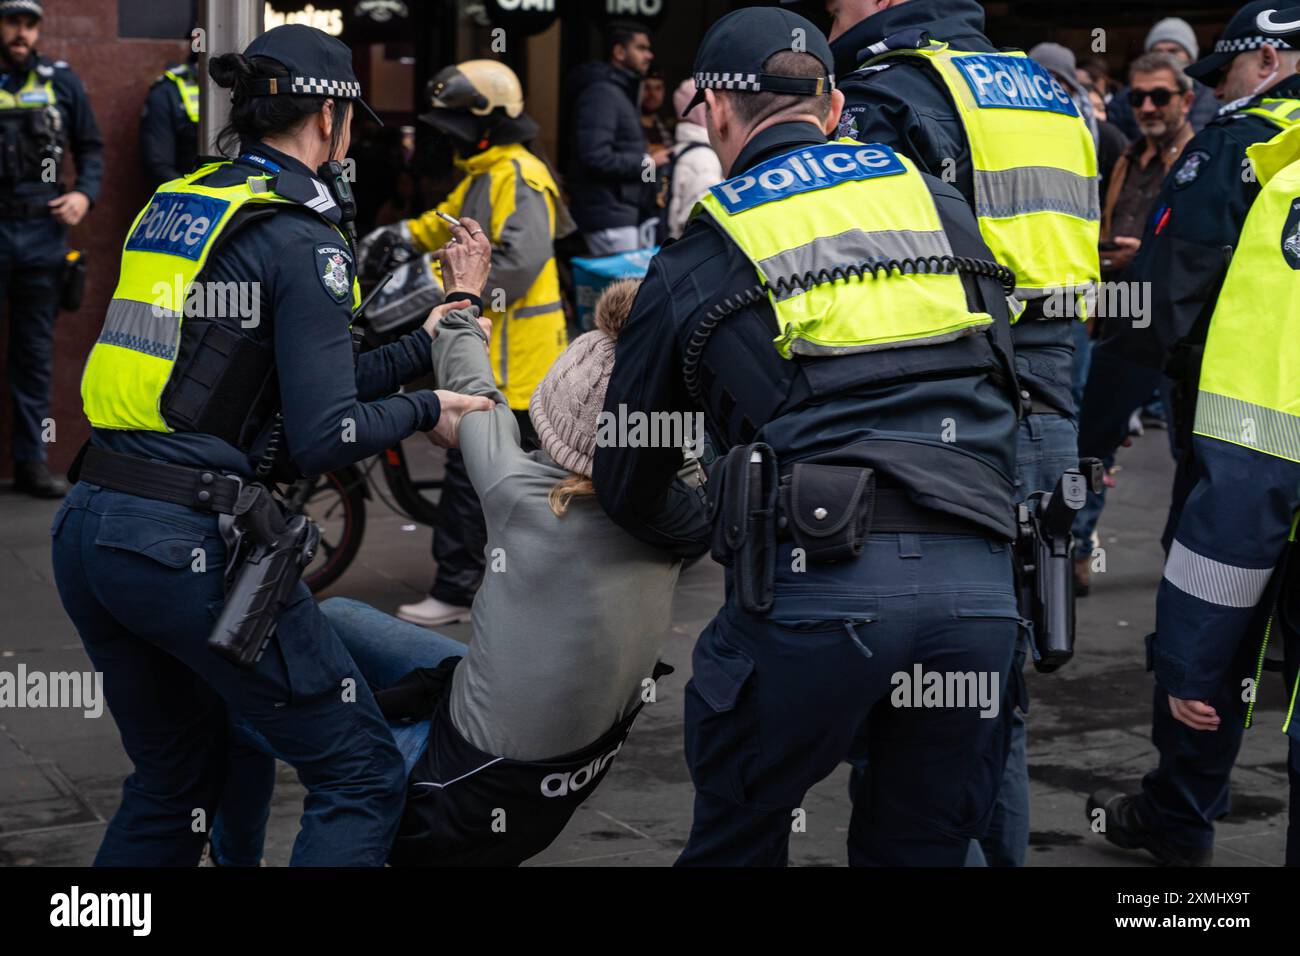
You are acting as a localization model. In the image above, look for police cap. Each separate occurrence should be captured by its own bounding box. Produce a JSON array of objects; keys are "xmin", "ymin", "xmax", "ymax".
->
[
  {"xmin": 682, "ymin": 6, "xmax": 835, "ymax": 118},
  {"xmin": 240, "ymin": 23, "xmax": 381, "ymax": 125},
  {"xmin": 0, "ymin": 1, "xmax": 42, "ymax": 20},
  {"xmin": 1185, "ymin": 1, "xmax": 1295, "ymax": 84}
]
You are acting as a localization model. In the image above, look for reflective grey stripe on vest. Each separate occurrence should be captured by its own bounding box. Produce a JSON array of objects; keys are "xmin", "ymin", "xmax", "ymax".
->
[
  {"xmin": 973, "ymin": 166, "xmax": 1100, "ymax": 222},
  {"xmin": 1163, "ymin": 539, "xmax": 1273, "ymax": 609},
  {"xmin": 513, "ymin": 299, "xmax": 563, "ymax": 318},
  {"xmin": 98, "ymin": 298, "xmax": 180, "ymax": 360},
  {"xmin": 1195, "ymin": 391, "xmax": 1300, "ymax": 464},
  {"xmin": 757, "ymin": 228, "xmax": 954, "ymax": 302}
]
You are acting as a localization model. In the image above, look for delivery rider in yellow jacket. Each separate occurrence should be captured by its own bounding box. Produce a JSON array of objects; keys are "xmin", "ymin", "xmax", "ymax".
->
[{"xmin": 359, "ymin": 60, "xmax": 573, "ymax": 628}]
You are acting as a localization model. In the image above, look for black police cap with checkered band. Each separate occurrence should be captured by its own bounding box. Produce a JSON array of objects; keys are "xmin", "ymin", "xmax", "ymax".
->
[
  {"xmin": 682, "ymin": 6, "xmax": 835, "ymax": 117},
  {"xmin": 0, "ymin": 0, "xmax": 42, "ymax": 20},
  {"xmin": 1184, "ymin": 2, "xmax": 1295, "ymax": 85},
  {"xmin": 236, "ymin": 23, "xmax": 381, "ymax": 125}
]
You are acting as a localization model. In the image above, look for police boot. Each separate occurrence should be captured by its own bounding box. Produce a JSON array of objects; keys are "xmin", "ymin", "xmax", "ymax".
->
[
  {"xmin": 1086, "ymin": 789, "xmax": 1212, "ymax": 867},
  {"xmin": 12, "ymin": 461, "xmax": 68, "ymax": 499}
]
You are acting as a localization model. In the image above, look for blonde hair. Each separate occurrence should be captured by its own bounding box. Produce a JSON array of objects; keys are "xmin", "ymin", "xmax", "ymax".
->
[{"xmin": 548, "ymin": 473, "xmax": 596, "ymax": 516}]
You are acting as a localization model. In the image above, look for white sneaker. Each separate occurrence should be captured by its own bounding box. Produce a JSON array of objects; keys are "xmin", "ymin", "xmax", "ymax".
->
[{"xmin": 397, "ymin": 596, "xmax": 471, "ymax": 627}]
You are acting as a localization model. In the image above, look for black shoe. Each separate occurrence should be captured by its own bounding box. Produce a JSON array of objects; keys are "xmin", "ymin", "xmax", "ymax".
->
[
  {"xmin": 12, "ymin": 460, "xmax": 68, "ymax": 499},
  {"xmin": 1086, "ymin": 789, "xmax": 1212, "ymax": 866}
]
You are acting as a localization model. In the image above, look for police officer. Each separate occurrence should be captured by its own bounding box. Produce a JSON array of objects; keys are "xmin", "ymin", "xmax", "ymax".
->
[
  {"xmin": 359, "ymin": 60, "xmax": 570, "ymax": 628},
  {"xmin": 0, "ymin": 0, "xmax": 102, "ymax": 498},
  {"xmin": 1088, "ymin": 3, "xmax": 1300, "ymax": 867},
  {"xmin": 1076, "ymin": 1, "xmax": 1300, "ymax": 573},
  {"xmin": 818, "ymin": 0, "xmax": 1101, "ymax": 866},
  {"xmin": 51, "ymin": 24, "xmax": 491, "ymax": 866},
  {"xmin": 139, "ymin": 54, "xmax": 200, "ymax": 187},
  {"xmin": 593, "ymin": 6, "xmax": 1023, "ymax": 866}
]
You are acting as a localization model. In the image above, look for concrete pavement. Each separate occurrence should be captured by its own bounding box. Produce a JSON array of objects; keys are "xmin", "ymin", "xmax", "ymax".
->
[{"xmin": 0, "ymin": 429, "xmax": 1290, "ymax": 866}]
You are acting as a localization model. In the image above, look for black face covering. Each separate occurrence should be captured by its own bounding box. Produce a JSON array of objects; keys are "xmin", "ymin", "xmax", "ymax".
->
[{"xmin": 418, "ymin": 108, "xmax": 540, "ymax": 155}]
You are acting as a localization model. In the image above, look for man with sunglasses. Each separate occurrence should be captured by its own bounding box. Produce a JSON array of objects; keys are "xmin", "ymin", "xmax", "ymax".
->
[
  {"xmin": 1099, "ymin": 54, "xmax": 1196, "ymax": 280},
  {"xmin": 1084, "ymin": 0, "xmax": 1300, "ymax": 867}
]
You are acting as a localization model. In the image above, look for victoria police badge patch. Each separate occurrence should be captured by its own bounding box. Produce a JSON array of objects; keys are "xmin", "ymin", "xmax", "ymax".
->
[
  {"xmin": 1281, "ymin": 200, "xmax": 1300, "ymax": 270},
  {"xmin": 316, "ymin": 243, "xmax": 353, "ymax": 301},
  {"xmin": 1173, "ymin": 151, "xmax": 1209, "ymax": 189}
]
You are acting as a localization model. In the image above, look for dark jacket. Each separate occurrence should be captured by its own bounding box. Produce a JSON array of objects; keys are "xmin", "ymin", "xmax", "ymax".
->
[
  {"xmin": 95, "ymin": 142, "xmax": 440, "ymax": 479},
  {"xmin": 139, "ymin": 63, "xmax": 199, "ymax": 188},
  {"xmin": 831, "ymin": 0, "xmax": 1079, "ymax": 417},
  {"xmin": 0, "ymin": 50, "xmax": 103, "ymax": 204},
  {"xmin": 1101, "ymin": 73, "xmax": 1300, "ymax": 376},
  {"xmin": 593, "ymin": 122, "xmax": 1022, "ymax": 552},
  {"xmin": 565, "ymin": 61, "xmax": 647, "ymax": 232}
]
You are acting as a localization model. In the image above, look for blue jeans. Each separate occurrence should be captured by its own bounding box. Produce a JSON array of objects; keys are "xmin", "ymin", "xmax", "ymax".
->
[
  {"xmin": 50, "ymin": 483, "xmax": 406, "ymax": 866},
  {"xmin": 679, "ymin": 534, "xmax": 1019, "ymax": 866},
  {"xmin": 968, "ymin": 412, "xmax": 1079, "ymax": 868},
  {"xmin": 318, "ymin": 597, "xmax": 468, "ymax": 775}
]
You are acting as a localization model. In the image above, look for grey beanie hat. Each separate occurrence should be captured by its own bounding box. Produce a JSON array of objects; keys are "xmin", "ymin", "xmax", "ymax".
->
[
  {"xmin": 529, "ymin": 330, "xmax": 617, "ymax": 478},
  {"xmin": 1146, "ymin": 17, "xmax": 1199, "ymax": 60}
]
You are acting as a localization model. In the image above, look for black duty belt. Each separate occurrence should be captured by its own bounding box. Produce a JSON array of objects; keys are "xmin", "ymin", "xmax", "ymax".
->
[
  {"xmin": 72, "ymin": 444, "xmax": 244, "ymax": 515},
  {"xmin": 777, "ymin": 479, "xmax": 985, "ymax": 541}
]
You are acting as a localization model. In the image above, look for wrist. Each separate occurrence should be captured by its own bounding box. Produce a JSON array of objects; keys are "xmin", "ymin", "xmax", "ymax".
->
[{"xmin": 445, "ymin": 291, "xmax": 483, "ymax": 312}]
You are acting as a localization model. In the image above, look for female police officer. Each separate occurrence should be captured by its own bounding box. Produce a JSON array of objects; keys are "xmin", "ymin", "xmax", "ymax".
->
[{"xmin": 50, "ymin": 24, "xmax": 492, "ymax": 866}]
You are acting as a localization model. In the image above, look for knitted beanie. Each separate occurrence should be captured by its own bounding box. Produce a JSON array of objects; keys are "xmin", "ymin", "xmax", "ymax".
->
[
  {"xmin": 1145, "ymin": 17, "xmax": 1198, "ymax": 61},
  {"xmin": 529, "ymin": 279, "xmax": 639, "ymax": 477}
]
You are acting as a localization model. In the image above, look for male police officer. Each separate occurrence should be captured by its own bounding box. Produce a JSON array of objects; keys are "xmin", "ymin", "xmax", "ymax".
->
[
  {"xmin": 1078, "ymin": 1, "xmax": 1300, "ymax": 564},
  {"xmin": 1087, "ymin": 3, "xmax": 1300, "ymax": 867},
  {"xmin": 0, "ymin": 0, "xmax": 102, "ymax": 498},
  {"xmin": 594, "ymin": 6, "xmax": 1024, "ymax": 866},
  {"xmin": 817, "ymin": 0, "xmax": 1101, "ymax": 867},
  {"xmin": 140, "ymin": 55, "xmax": 200, "ymax": 187}
]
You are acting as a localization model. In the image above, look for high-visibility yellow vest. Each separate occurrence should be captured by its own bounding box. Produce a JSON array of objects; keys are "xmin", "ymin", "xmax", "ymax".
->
[
  {"xmin": 164, "ymin": 65, "xmax": 200, "ymax": 124},
  {"xmin": 863, "ymin": 42, "xmax": 1100, "ymax": 317},
  {"xmin": 697, "ymin": 138, "xmax": 991, "ymax": 359},
  {"xmin": 1194, "ymin": 122, "xmax": 1300, "ymax": 463},
  {"xmin": 0, "ymin": 67, "xmax": 55, "ymax": 109},
  {"xmin": 82, "ymin": 162, "xmax": 359, "ymax": 433},
  {"xmin": 407, "ymin": 142, "xmax": 567, "ymax": 410}
]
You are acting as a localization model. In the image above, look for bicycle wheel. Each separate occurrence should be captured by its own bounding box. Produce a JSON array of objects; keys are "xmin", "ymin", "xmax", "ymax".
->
[{"xmin": 290, "ymin": 466, "xmax": 367, "ymax": 593}]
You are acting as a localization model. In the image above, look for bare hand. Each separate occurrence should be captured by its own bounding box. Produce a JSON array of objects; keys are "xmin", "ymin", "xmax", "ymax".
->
[
  {"xmin": 422, "ymin": 299, "xmax": 472, "ymax": 339},
  {"xmin": 1168, "ymin": 695, "xmax": 1220, "ymax": 732},
  {"xmin": 48, "ymin": 191, "xmax": 90, "ymax": 226},
  {"xmin": 437, "ymin": 216, "xmax": 492, "ymax": 298},
  {"xmin": 1102, "ymin": 236, "xmax": 1141, "ymax": 274},
  {"xmin": 427, "ymin": 389, "xmax": 495, "ymax": 448},
  {"xmin": 650, "ymin": 146, "xmax": 672, "ymax": 167}
]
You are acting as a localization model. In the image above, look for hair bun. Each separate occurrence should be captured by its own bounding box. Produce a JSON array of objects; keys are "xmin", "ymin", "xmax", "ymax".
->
[
  {"xmin": 593, "ymin": 277, "xmax": 640, "ymax": 340},
  {"xmin": 208, "ymin": 52, "xmax": 251, "ymax": 90}
]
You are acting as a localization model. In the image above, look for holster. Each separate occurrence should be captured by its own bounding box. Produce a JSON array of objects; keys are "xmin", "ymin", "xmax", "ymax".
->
[
  {"xmin": 777, "ymin": 463, "xmax": 875, "ymax": 563},
  {"xmin": 707, "ymin": 442, "xmax": 778, "ymax": 614},
  {"xmin": 59, "ymin": 250, "xmax": 86, "ymax": 311}
]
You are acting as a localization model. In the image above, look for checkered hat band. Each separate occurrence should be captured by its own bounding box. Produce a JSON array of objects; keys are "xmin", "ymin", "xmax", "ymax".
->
[
  {"xmin": 694, "ymin": 72, "xmax": 761, "ymax": 92},
  {"xmin": 1215, "ymin": 35, "xmax": 1294, "ymax": 53},
  {"xmin": 0, "ymin": 0, "xmax": 42, "ymax": 15},
  {"xmin": 291, "ymin": 76, "xmax": 362, "ymax": 98}
]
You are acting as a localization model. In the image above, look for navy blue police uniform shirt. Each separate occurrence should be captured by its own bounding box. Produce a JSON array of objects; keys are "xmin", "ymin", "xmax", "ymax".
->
[
  {"xmin": 830, "ymin": 0, "xmax": 996, "ymax": 203},
  {"xmin": 830, "ymin": 0, "xmax": 1079, "ymax": 415},
  {"xmin": 95, "ymin": 142, "xmax": 440, "ymax": 479},
  {"xmin": 139, "ymin": 66, "xmax": 198, "ymax": 187},
  {"xmin": 0, "ymin": 51, "xmax": 103, "ymax": 203},
  {"xmin": 1101, "ymin": 73, "xmax": 1300, "ymax": 372},
  {"xmin": 594, "ymin": 121, "xmax": 1021, "ymax": 556}
]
